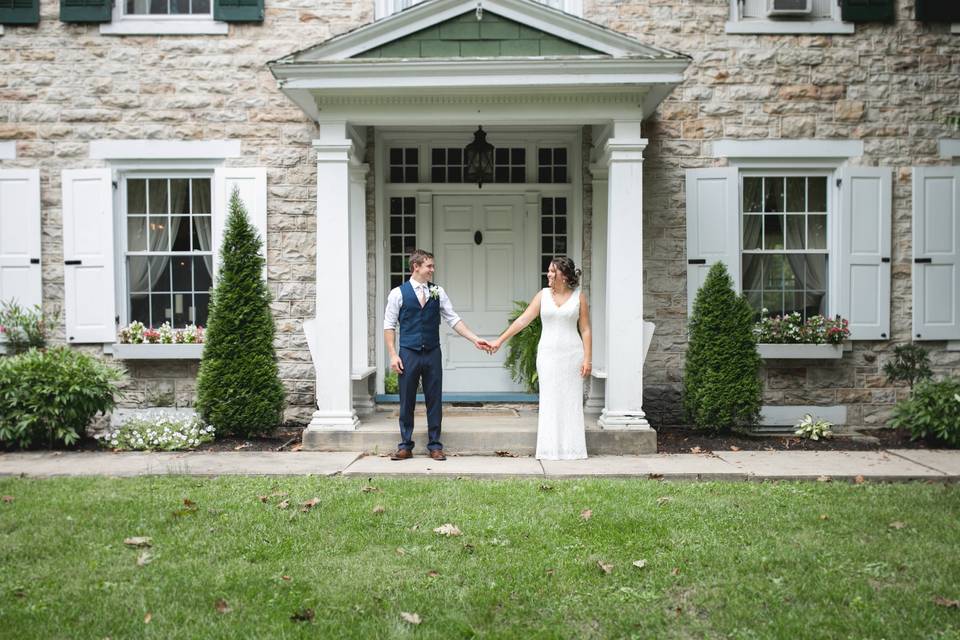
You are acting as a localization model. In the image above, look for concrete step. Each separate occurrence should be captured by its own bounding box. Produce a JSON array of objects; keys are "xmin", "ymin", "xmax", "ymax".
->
[{"xmin": 302, "ymin": 410, "xmax": 657, "ymax": 455}]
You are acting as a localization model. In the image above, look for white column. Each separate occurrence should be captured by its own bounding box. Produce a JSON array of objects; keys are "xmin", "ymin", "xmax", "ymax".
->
[
  {"xmin": 307, "ymin": 122, "xmax": 361, "ymax": 431},
  {"xmin": 598, "ymin": 121, "xmax": 652, "ymax": 430},
  {"xmin": 585, "ymin": 158, "xmax": 608, "ymax": 418}
]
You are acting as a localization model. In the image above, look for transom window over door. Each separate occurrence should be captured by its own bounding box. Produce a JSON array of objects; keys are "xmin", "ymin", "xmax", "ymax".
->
[
  {"xmin": 125, "ymin": 176, "xmax": 213, "ymax": 328},
  {"xmin": 741, "ymin": 175, "xmax": 828, "ymax": 320}
]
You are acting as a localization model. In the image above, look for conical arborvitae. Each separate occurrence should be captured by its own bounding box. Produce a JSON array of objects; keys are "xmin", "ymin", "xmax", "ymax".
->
[
  {"xmin": 683, "ymin": 261, "xmax": 762, "ymax": 433},
  {"xmin": 196, "ymin": 189, "xmax": 285, "ymax": 436}
]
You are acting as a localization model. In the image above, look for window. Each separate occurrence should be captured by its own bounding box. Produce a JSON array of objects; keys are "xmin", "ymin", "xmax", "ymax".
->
[
  {"xmin": 726, "ymin": 0, "xmax": 854, "ymax": 33},
  {"xmin": 388, "ymin": 196, "xmax": 417, "ymax": 290},
  {"xmin": 494, "ymin": 147, "xmax": 526, "ymax": 184},
  {"xmin": 124, "ymin": 176, "xmax": 213, "ymax": 328},
  {"xmin": 538, "ymin": 147, "xmax": 568, "ymax": 184},
  {"xmin": 124, "ymin": 0, "xmax": 210, "ymax": 15},
  {"xmin": 389, "ymin": 148, "xmax": 419, "ymax": 184},
  {"xmin": 540, "ymin": 196, "xmax": 568, "ymax": 287},
  {"xmin": 100, "ymin": 0, "xmax": 228, "ymax": 35},
  {"xmin": 429, "ymin": 146, "xmax": 527, "ymax": 184},
  {"xmin": 741, "ymin": 175, "xmax": 828, "ymax": 320}
]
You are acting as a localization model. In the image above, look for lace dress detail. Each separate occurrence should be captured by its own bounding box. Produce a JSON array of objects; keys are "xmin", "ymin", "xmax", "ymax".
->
[{"xmin": 535, "ymin": 287, "xmax": 588, "ymax": 460}]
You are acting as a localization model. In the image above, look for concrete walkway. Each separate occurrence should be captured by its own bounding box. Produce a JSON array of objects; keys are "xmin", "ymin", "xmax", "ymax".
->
[{"xmin": 1, "ymin": 449, "xmax": 958, "ymax": 481}]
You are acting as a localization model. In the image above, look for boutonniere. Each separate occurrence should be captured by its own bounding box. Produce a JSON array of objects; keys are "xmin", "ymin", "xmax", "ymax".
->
[{"xmin": 428, "ymin": 285, "xmax": 441, "ymax": 300}]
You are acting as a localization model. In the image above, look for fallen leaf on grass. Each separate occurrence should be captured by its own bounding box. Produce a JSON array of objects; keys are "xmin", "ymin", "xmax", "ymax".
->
[
  {"xmin": 648, "ymin": 473, "xmax": 664, "ymax": 480},
  {"xmin": 124, "ymin": 537, "xmax": 153, "ymax": 548},
  {"xmin": 819, "ymin": 514, "xmax": 830, "ymax": 521},
  {"xmin": 889, "ymin": 521, "xmax": 907, "ymax": 530},
  {"xmin": 934, "ymin": 597, "xmax": 960, "ymax": 608},
  {"xmin": 494, "ymin": 450, "xmax": 517, "ymax": 457},
  {"xmin": 172, "ymin": 499, "xmax": 198, "ymax": 517},
  {"xmin": 372, "ymin": 505, "xmax": 386, "ymax": 514},
  {"xmin": 136, "ymin": 550, "xmax": 153, "ymax": 567},
  {"xmin": 545, "ymin": 568, "xmax": 556, "ymax": 576},
  {"xmin": 671, "ymin": 567, "xmax": 681, "ymax": 576},
  {"xmin": 690, "ymin": 446, "xmax": 704, "ymax": 454},
  {"xmin": 396, "ymin": 547, "xmax": 406, "ymax": 556},
  {"xmin": 538, "ymin": 484, "xmax": 554, "ymax": 492},
  {"xmin": 597, "ymin": 561, "xmax": 613, "ymax": 574},
  {"xmin": 580, "ymin": 509, "xmax": 593, "ymax": 521},
  {"xmin": 632, "ymin": 560, "xmax": 647, "ymax": 569},
  {"xmin": 300, "ymin": 498, "xmax": 320, "ymax": 512},
  {"xmin": 144, "ymin": 612, "xmax": 152, "ymax": 624},
  {"xmin": 361, "ymin": 485, "xmax": 380, "ymax": 493},
  {"xmin": 214, "ymin": 598, "xmax": 231, "ymax": 614},
  {"xmin": 257, "ymin": 495, "xmax": 269, "ymax": 503},
  {"xmin": 817, "ymin": 475, "xmax": 832, "ymax": 483},
  {"xmin": 729, "ymin": 446, "xmax": 741, "ymax": 452},
  {"xmin": 427, "ymin": 570, "xmax": 439, "ymax": 578},
  {"xmin": 1, "ymin": 496, "xmax": 13, "ymax": 503},
  {"xmin": 656, "ymin": 496, "xmax": 672, "ymax": 507},
  {"xmin": 291, "ymin": 608, "xmax": 315, "ymax": 622},
  {"xmin": 853, "ymin": 475, "xmax": 866, "ymax": 485},
  {"xmin": 400, "ymin": 612, "xmax": 422, "ymax": 625},
  {"xmin": 433, "ymin": 523, "xmax": 462, "ymax": 537},
  {"xmin": 277, "ymin": 499, "xmax": 290, "ymax": 510},
  {"xmin": 281, "ymin": 575, "xmax": 291, "ymax": 581},
  {"xmin": 233, "ymin": 442, "xmax": 251, "ymax": 451}
]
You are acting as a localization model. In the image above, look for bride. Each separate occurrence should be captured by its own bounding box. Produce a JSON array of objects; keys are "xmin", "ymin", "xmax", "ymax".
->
[{"xmin": 489, "ymin": 256, "xmax": 591, "ymax": 460}]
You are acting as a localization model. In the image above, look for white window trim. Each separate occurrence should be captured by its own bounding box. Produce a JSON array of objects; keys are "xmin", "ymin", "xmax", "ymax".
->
[
  {"xmin": 100, "ymin": 5, "xmax": 228, "ymax": 35},
  {"xmin": 90, "ymin": 139, "xmax": 241, "ymax": 160},
  {"xmin": 726, "ymin": 0, "xmax": 854, "ymax": 34},
  {"xmin": 112, "ymin": 168, "xmax": 217, "ymax": 330},
  {"xmin": 0, "ymin": 26, "xmax": 4, "ymax": 36},
  {"xmin": 712, "ymin": 139, "xmax": 864, "ymax": 166},
  {"xmin": 0, "ymin": 141, "xmax": 14, "ymax": 160},
  {"xmin": 375, "ymin": 0, "xmax": 583, "ymax": 21},
  {"xmin": 952, "ymin": 23, "xmax": 960, "ymax": 34},
  {"xmin": 939, "ymin": 139, "xmax": 960, "ymax": 159}
]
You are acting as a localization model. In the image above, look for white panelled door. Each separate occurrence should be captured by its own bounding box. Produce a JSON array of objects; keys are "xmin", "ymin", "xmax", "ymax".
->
[
  {"xmin": 433, "ymin": 195, "xmax": 529, "ymax": 393},
  {"xmin": 0, "ymin": 170, "xmax": 42, "ymax": 310}
]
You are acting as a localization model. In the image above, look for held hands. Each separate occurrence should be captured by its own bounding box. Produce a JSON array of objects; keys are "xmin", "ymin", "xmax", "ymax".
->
[{"xmin": 474, "ymin": 338, "xmax": 501, "ymax": 355}]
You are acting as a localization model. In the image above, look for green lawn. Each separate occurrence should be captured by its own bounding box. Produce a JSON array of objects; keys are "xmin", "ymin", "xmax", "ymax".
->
[{"xmin": 0, "ymin": 477, "xmax": 958, "ymax": 639}]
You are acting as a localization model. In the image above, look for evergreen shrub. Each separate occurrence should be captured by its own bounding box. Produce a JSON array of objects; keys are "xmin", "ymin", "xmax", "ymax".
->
[
  {"xmin": 196, "ymin": 190, "xmax": 284, "ymax": 437},
  {"xmin": 683, "ymin": 262, "xmax": 762, "ymax": 433}
]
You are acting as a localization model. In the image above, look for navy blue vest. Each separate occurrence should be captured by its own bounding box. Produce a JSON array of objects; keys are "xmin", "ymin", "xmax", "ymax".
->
[{"xmin": 398, "ymin": 280, "xmax": 441, "ymax": 351}]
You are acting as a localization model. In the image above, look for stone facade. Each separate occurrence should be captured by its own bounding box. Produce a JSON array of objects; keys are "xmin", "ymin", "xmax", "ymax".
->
[{"xmin": 1, "ymin": 0, "xmax": 958, "ymax": 429}]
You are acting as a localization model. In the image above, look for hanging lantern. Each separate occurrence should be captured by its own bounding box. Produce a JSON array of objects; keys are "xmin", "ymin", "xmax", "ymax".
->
[{"xmin": 464, "ymin": 126, "xmax": 494, "ymax": 188}]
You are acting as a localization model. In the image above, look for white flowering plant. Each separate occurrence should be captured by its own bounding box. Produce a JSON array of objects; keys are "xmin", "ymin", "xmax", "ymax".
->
[
  {"xmin": 97, "ymin": 411, "xmax": 215, "ymax": 451},
  {"xmin": 118, "ymin": 321, "xmax": 204, "ymax": 345},
  {"xmin": 794, "ymin": 413, "xmax": 833, "ymax": 441}
]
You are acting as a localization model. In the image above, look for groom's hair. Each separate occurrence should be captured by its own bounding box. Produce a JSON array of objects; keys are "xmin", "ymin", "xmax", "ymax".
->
[{"xmin": 408, "ymin": 249, "xmax": 434, "ymax": 270}]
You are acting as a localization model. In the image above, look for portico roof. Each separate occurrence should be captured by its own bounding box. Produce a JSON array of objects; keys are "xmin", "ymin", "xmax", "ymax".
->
[{"xmin": 268, "ymin": 0, "xmax": 690, "ymax": 125}]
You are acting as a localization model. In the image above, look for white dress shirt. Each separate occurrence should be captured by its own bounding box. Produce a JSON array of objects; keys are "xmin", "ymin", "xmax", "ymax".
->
[{"xmin": 384, "ymin": 278, "xmax": 462, "ymax": 331}]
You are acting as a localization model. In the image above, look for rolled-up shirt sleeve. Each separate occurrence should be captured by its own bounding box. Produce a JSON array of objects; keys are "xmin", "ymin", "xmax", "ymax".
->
[
  {"xmin": 383, "ymin": 287, "xmax": 402, "ymax": 330},
  {"xmin": 438, "ymin": 287, "xmax": 462, "ymax": 328}
]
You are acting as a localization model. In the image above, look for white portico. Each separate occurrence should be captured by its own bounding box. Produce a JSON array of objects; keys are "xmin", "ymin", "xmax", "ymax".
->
[{"xmin": 268, "ymin": 0, "xmax": 689, "ymax": 447}]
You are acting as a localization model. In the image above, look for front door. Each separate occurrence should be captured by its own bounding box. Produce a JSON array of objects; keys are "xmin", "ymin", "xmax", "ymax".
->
[{"xmin": 433, "ymin": 194, "xmax": 529, "ymax": 393}]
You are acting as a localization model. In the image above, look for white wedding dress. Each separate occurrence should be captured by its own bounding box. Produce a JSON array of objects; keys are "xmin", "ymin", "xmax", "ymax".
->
[{"xmin": 535, "ymin": 287, "xmax": 588, "ymax": 460}]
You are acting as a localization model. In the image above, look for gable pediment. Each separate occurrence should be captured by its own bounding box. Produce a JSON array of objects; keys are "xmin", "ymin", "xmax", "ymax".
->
[
  {"xmin": 273, "ymin": 0, "xmax": 686, "ymax": 63},
  {"xmin": 353, "ymin": 11, "xmax": 605, "ymax": 59}
]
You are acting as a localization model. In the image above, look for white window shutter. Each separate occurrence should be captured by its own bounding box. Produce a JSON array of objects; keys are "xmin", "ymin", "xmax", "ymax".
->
[
  {"xmin": 213, "ymin": 167, "xmax": 267, "ymax": 279},
  {"xmin": 912, "ymin": 167, "xmax": 960, "ymax": 340},
  {"xmin": 61, "ymin": 169, "xmax": 116, "ymax": 343},
  {"xmin": 0, "ymin": 169, "xmax": 42, "ymax": 310},
  {"xmin": 837, "ymin": 167, "xmax": 892, "ymax": 340},
  {"xmin": 685, "ymin": 167, "xmax": 740, "ymax": 316}
]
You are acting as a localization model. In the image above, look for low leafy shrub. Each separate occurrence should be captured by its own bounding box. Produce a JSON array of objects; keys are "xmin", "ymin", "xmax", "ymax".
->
[
  {"xmin": 890, "ymin": 377, "xmax": 960, "ymax": 447},
  {"xmin": 883, "ymin": 343, "xmax": 933, "ymax": 389},
  {"xmin": 384, "ymin": 370, "xmax": 399, "ymax": 394},
  {"xmin": 754, "ymin": 310, "xmax": 850, "ymax": 345},
  {"xmin": 0, "ymin": 302, "xmax": 56, "ymax": 355},
  {"xmin": 0, "ymin": 347, "xmax": 124, "ymax": 449},
  {"xmin": 503, "ymin": 300, "xmax": 542, "ymax": 393},
  {"xmin": 794, "ymin": 413, "xmax": 833, "ymax": 440},
  {"xmin": 97, "ymin": 411, "xmax": 215, "ymax": 451}
]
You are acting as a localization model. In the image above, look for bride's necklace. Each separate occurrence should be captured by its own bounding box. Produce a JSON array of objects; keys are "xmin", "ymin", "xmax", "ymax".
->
[{"xmin": 551, "ymin": 283, "xmax": 573, "ymax": 306}]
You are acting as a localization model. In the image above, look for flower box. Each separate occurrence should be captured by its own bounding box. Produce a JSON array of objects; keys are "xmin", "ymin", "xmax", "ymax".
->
[
  {"xmin": 757, "ymin": 343, "xmax": 843, "ymax": 360},
  {"xmin": 112, "ymin": 344, "xmax": 204, "ymax": 360}
]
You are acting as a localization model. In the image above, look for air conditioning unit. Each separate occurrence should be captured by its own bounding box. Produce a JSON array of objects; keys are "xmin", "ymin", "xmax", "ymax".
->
[{"xmin": 767, "ymin": 0, "xmax": 812, "ymax": 16}]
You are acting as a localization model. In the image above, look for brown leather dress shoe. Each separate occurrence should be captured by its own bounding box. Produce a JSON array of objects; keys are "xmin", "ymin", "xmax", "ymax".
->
[
  {"xmin": 390, "ymin": 449, "xmax": 413, "ymax": 460},
  {"xmin": 429, "ymin": 449, "xmax": 447, "ymax": 461}
]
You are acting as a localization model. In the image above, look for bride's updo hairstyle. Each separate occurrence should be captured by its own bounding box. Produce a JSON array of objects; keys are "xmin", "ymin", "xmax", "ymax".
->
[{"xmin": 550, "ymin": 256, "xmax": 581, "ymax": 288}]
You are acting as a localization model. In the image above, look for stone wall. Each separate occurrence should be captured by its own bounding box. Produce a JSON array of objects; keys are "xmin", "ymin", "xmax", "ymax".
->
[{"xmin": 1, "ymin": 0, "xmax": 958, "ymax": 429}]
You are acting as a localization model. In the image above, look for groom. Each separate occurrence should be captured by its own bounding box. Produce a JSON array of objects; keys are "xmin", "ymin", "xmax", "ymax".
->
[{"xmin": 384, "ymin": 249, "xmax": 491, "ymax": 460}]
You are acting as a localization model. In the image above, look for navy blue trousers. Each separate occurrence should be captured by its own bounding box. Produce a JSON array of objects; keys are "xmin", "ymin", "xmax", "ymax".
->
[{"xmin": 397, "ymin": 345, "xmax": 443, "ymax": 451}]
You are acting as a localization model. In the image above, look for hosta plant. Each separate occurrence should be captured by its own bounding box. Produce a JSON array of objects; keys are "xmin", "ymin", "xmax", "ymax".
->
[{"xmin": 794, "ymin": 414, "xmax": 833, "ymax": 440}]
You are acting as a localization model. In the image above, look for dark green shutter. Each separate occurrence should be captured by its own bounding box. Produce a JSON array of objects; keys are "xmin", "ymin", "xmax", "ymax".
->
[
  {"xmin": 840, "ymin": 0, "xmax": 894, "ymax": 22},
  {"xmin": 60, "ymin": 0, "xmax": 111, "ymax": 22},
  {"xmin": 0, "ymin": 0, "xmax": 39, "ymax": 24},
  {"xmin": 214, "ymin": 0, "xmax": 262, "ymax": 22},
  {"xmin": 915, "ymin": 0, "xmax": 960, "ymax": 22}
]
